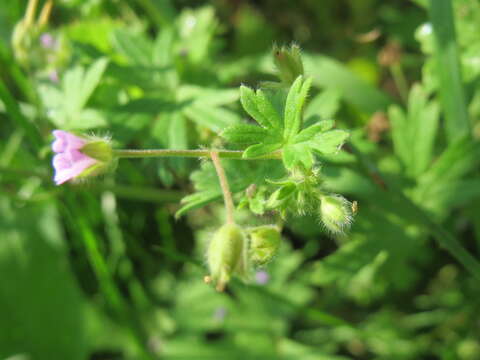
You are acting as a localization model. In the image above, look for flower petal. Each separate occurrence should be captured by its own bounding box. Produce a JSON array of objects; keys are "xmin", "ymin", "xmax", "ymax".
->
[
  {"xmin": 52, "ymin": 130, "xmax": 86, "ymax": 153},
  {"xmin": 53, "ymin": 149, "xmax": 97, "ymax": 185},
  {"xmin": 52, "ymin": 153, "xmax": 71, "ymax": 171}
]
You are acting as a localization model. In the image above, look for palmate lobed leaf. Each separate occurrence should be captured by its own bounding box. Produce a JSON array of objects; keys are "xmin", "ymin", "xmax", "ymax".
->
[{"xmin": 227, "ymin": 76, "xmax": 348, "ymax": 169}]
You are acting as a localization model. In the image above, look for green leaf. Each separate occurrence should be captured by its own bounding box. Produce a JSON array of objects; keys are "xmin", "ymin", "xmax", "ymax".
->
[
  {"xmin": 176, "ymin": 160, "xmax": 283, "ymax": 217},
  {"xmin": 168, "ymin": 112, "xmax": 188, "ymax": 174},
  {"xmin": 62, "ymin": 65, "xmax": 84, "ymax": 115},
  {"xmin": 112, "ymin": 29, "xmax": 153, "ymax": 65},
  {"xmin": 177, "ymin": 85, "xmax": 239, "ymax": 107},
  {"xmin": 72, "ymin": 108, "xmax": 107, "ymax": 129},
  {"xmin": 243, "ymin": 142, "xmax": 282, "ymax": 158},
  {"xmin": 183, "ymin": 104, "xmax": 241, "ymax": 133},
  {"xmin": 304, "ymin": 54, "xmax": 393, "ymax": 114},
  {"xmin": 79, "ymin": 57, "xmax": 109, "ymax": 110},
  {"xmin": 309, "ymin": 130, "xmax": 349, "ymax": 155},
  {"xmin": 239, "ymin": 85, "xmax": 270, "ymax": 128},
  {"xmin": 283, "ymin": 143, "xmax": 313, "ymax": 170},
  {"xmin": 176, "ymin": 191, "xmax": 222, "ymax": 219},
  {"xmin": 389, "ymin": 104, "xmax": 409, "ymax": 167},
  {"xmin": 0, "ymin": 200, "xmax": 88, "ymax": 360},
  {"xmin": 305, "ymin": 89, "xmax": 341, "ymax": 120},
  {"xmin": 284, "ymin": 76, "xmax": 313, "ymax": 141},
  {"xmin": 255, "ymin": 89, "xmax": 283, "ymax": 129},
  {"xmin": 221, "ymin": 124, "xmax": 269, "ymax": 144},
  {"xmin": 429, "ymin": 0, "xmax": 470, "ymax": 142},
  {"xmin": 293, "ymin": 120, "xmax": 335, "ymax": 143},
  {"xmin": 418, "ymin": 137, "xmax": 480, "ymax": 190},
  {"xmin": 283, "ymin": 76, "xmax": 305, "ymax": 140},
  {"xmin": 389, "ymin": 84, "xmax": 440, "ymax": 177}
]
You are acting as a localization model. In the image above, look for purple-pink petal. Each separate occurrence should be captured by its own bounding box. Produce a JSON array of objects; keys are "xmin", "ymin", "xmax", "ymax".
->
[
  {"xmin": 40, "ymin": 33, "xmax": 57, "ymax": 50},
  {"xmin": 53, "ymin": 149, "xmax": 97, "ymax": 185},
  {"xmin": 52, "ymin": 130, "xmax": 86, "ymax": 153},
  {"xmin": 255, "ymin": 270, "xmax": 270, "ymax": 285}
]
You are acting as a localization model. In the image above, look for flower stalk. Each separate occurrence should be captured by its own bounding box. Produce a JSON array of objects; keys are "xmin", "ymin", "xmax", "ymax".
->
[
  {"xmin": 210, "ymin": 151, "xmax": 235, "ymax": 224},
  {"xmin": 113, "ymin": 149, "xmax": 282, "ymax": 160}
]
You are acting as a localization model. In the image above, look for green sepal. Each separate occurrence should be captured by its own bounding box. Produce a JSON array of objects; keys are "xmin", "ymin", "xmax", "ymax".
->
[
  {"xmin": 81, "ymin": 140, "xmax": 113, "ymax": 162},
  {"xmin": 249, "ymin": 225, "xmax": 281, "ymax": 266},
  {"xmin": 266, "ymin": 182, "xmax": 297, "ymax": 209}
]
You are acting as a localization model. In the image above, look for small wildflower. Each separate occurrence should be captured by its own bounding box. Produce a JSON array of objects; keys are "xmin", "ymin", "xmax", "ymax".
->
[
  {"xmin": 51, "ymin": 130, "xmax": 112, "ymax": 185},
  {"xmin": 213, "ymin": 307, "xmax": 228, "ymax": 321},
  {"xmin": 255, "ymin": 270, "xmax": 270, "ymax": 285},
  {"xmin": 40, "ymin": 33, "xmax": 57, "ymax": 50},
  {"xmin": 48, "ymin": 69, "xmax": 59, "ymax": 83}
]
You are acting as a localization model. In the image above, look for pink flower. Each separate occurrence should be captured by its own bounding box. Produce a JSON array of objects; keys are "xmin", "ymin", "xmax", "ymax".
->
[
  {"xmin": 255, "ymin": 270, "xmax": 269, "ymax": 285},
  {"xmin": 40, "ymin": 33, "xmax": 57, "ymax": 50},
  {"xmin": 52, "ymin": 130, "xmax": 97, "ymax": 185},
  {"xmin": 49, "ymin": 69, "xmax": 59, "ymax": 83}
]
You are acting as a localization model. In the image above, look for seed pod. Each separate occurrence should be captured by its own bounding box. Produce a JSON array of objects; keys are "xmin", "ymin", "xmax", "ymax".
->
[
  {"xmin": 319, "ymin": 194, "xmax": 353, "ymax": 234},
  {"xmin": 207, "ymin": 223, "xmax": 248, "ymax": 291},
  {"xmin": 249, "ymin": 225, "xmax": 281, "ymax": 265}
]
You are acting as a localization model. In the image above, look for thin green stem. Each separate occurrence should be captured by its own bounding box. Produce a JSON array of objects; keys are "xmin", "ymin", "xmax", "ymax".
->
[
  {"xmin": 210, "ymin": 151, "xmax": 235, "ymax": 224},
  {"xmin": 114, "ymin": 148, "xmax": 282, "ymax": 160}
]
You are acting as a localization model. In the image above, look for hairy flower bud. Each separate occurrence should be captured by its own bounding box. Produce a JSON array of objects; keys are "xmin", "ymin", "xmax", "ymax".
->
[
  {"xmin": 319, "ymin": 195, "xmax": 353, "ymax": 234},
  {"xmin": 249, "ymin": 225, "xmax": 281, "ymax": 265},
  {"xmin": 273, "ymin": 44, "xmax": 304, "ymax": 85},
  {"xmin": 207, "ymin": 223, "xmax": 248, "ymax": 291},
  {"xmin": 51, "ymin": 130, "xmax": 114, "ymax": 185}
]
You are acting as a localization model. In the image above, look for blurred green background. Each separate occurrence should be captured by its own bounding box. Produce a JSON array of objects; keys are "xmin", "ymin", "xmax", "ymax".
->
[{"xmin": 1, "ymin": 0, "xmax": 480, "ymax": 359}]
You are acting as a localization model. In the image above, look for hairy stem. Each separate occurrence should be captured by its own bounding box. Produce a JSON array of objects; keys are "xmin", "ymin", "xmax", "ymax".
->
[
  {"xmin": 38, "ymin": 0, "xmax": 53, "ymax": 27},
  {"xmin": 210, "ymin": 151, "xmax": 235, "ymax": 224},
  {"xmin": 114, "ymin": 149, "xmax": 282, "ymax": 160},
  {"xmin": 24, "ymin": 0, "xmax": 39, "ymax": 26}
]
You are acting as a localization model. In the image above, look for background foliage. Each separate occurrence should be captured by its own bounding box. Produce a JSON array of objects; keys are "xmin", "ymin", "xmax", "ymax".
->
[{"xmin": 1, "ymin": 0, "xmax": 480, "ymax": 359}]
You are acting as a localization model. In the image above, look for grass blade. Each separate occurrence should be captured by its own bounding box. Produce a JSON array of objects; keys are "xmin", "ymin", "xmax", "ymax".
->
[
  {"xmin": 0, "ymin": 79, "xmax": 41, "ymax": 150},
  {"xmin": 429, "ymin": 0, "xmax": 470, "ymax": 142}
]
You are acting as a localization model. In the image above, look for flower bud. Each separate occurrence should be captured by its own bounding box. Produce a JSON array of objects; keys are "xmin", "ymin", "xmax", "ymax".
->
[
  {"xmin": 207, "ymin": 223, "xmax": 248, "ymax": 291},
  {"xmin": 51, "ymin": 130, "xmax": 114, "ymax": 185},
  {"xmin": 273, "ymin": 44, "xmax": 304, "ymax": 85},
  {"xmin": 319, "ymin": 195, "xmax": 353, "ymax": 234},
  {"xmin": 249, "ymin": 225, "xmax": 281, "ymax": 265}
]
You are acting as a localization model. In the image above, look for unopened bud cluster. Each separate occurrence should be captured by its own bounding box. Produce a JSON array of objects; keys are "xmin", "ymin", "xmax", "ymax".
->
[{"xmin": 205, "ymin": 223, "xmax": 282, "ymax": 291}]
